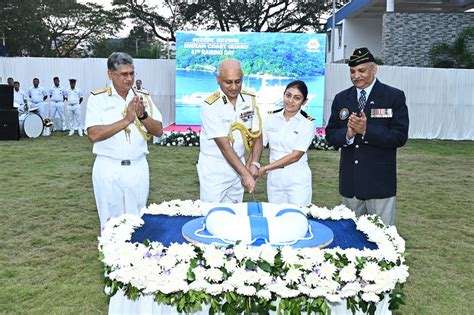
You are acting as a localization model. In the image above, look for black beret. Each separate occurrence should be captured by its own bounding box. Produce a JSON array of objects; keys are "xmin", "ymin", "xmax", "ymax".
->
[
  {"xmin": 348, "ymin": 47, "xmax": 376, "ymax": 67},
  {"xmin": 69, "ymin": 79, "xmax": 77, "ymax": 82}
]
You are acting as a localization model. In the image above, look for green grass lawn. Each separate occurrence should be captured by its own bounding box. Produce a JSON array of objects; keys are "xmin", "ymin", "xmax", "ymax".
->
[{"xmin": 0, "ymin": 133, "xmax": 473, "ymax": 314}]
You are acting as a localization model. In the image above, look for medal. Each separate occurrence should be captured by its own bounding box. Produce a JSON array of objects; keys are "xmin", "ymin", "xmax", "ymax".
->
[{"xmin": 339, "ymin": 107, "xmax": 349, "ymax": 120}]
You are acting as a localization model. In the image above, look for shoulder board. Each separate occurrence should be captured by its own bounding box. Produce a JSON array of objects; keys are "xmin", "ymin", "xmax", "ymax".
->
[
  {"xmin": 241, "ymin": 89, "xmax": 256, "ymax": 97},
  {"xmin": 91, "ymin": 87, "xmax": 111, "ymax": 96},
  {"xmin": 300, "ymin": 110, "xmax": 315, "ymax": 121},
  {"xmin": 268, "ymin": 108, "xmax": 284, "ymax": 115},
  {"xmin": 136, "ymin": 89, "xmax": 149, "ymax": 95},
  {"xmin": 204, "ymin": 91, "xmax": 220, "ymax": 105}
]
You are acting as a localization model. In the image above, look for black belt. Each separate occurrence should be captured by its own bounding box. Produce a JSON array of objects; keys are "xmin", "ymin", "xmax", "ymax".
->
[{"xmin": 121, "ymin": 160, "xmax": 131, "ymax": 166}]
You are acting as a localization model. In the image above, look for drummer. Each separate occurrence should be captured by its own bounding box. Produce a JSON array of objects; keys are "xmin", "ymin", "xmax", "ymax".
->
[
  {"xmin": 28, "ymin": 78, "xmax": 48, "ymax": 119},
  {"xmin": 13, "ymin": 81, "xmax": 28, "ymax": 115}
]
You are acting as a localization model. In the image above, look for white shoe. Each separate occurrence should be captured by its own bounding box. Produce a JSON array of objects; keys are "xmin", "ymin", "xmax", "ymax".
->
[
  {"xmin": 78, "ymin": 129, "xmax": 83, "ymax": 137},
  {"xmin": 68, "ymin": 130, "xmax": 74, "ymax": 136}
]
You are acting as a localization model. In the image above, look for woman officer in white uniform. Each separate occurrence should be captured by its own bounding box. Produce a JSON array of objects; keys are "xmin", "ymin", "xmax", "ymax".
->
[{"xmin": 258, "ymin": 80, "xmax": 315, "ymax": 206}]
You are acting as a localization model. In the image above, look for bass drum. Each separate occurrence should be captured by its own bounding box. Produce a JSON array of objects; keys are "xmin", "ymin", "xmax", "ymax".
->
[{"xmin": 19, "ymin": 113, "xmax": 44, "ymax": 138}]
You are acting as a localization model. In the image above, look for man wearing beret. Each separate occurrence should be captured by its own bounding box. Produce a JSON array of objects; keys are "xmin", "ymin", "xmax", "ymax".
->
[{"xmin": 325, "ymin": 47, "xmax": 409, "ymax": 225}]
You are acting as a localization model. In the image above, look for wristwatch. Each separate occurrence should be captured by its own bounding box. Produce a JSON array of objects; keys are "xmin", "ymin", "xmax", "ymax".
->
[
  {"xmin": 251, "ymin": 161, "xmax": 261, "ymax": 169},
  {"xmin": 138, "ymin": 111, "xmax": 148, "ymax": 121}
]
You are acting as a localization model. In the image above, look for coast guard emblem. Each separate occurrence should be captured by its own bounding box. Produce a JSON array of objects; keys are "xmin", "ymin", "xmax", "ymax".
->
[{"xmin": 339, "ymin": 108, "xmax": 349, "ymax": 120}]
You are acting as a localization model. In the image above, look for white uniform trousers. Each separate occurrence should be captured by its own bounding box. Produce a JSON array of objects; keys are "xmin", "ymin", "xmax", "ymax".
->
[
  {"xmin": 66, "ymin": 103, "xmax": 83, "ymax": 131},
  {"xmin": 92, "ymin": 155, "xmax": 150, "ymax": 230},
  {"xmin": 197, "ymin": 153, "xmax": 244, "ymax": 203},
  {"xmin": 50, "ymin": 101, "xmax": 65, "ymax": 129},
  {"xmin": 267, "ymin": 161, "xmax": 312, "ymax": 207},
  {"xmin": 341, "ymin": 196, "xmax": 396, "ymax": 226}
]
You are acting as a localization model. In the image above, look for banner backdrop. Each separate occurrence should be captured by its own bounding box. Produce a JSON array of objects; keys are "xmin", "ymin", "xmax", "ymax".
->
[{"xmin": 176, "ymin": 31, "xmax": 327, "ymax": 127}]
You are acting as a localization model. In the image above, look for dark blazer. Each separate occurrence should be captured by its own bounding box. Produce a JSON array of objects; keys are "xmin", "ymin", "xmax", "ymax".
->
[{"xmin": 326, "ymin": 79, "xmax": 409, "ymax": 200}]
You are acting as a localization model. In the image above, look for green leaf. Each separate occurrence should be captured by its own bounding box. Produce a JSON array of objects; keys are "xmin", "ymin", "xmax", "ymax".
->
[{"xmin": 257, "ymin": 260, "xmax": 272, "ymax": 272}]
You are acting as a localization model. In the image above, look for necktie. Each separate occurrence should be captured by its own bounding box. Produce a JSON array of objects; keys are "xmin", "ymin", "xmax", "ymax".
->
[{"xmin": 358, "ymin": 89, "xmax": 366, "ymax": 113}]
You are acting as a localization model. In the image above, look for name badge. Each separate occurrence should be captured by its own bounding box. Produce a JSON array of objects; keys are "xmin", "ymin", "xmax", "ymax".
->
[
  {"xmin": 267, "ymin": 128, "xmax": 277, "ymax": 132},
  {"xmin": 371, "ymin": 108, "xmax": 393, "ymax": 118},
  {"xmin": 104, "ymin": 106, "xmax": 114, "ymax": 111},
  {"xmin": 222, "ymin": 119, "xmax": 232, "ymax": 123}
]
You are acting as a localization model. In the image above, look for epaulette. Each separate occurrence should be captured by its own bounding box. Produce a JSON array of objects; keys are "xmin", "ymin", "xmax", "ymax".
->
[
  {"xmin": 301, "ymin": 110, "xmax": 315, "ymax": 121},
  {"xmin": 91, "ymin": 87, "xmax": 111, "ymax": 96},
  {"xmin": 268, "ymin": 108, "xmax": 284, "ymax": 115},
  {"xmin": 241, "ymin": 89, "xmax": 256, "ymax": 97},
  {"xmin": 204, "ymin": 91, "xmax": 220, "ymax": 105}
]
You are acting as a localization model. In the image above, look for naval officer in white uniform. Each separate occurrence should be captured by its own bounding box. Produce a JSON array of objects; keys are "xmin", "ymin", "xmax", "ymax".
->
[
  {"xmin": 28, "ymin": 78, "xmax": 48, "ymax": 119},
  {"xmin": 49, "ymin": 76, "xmax": 66, "ymax": 130},
  {"xmin": 258, "ymin": 80, "xmax": 315, "ymax": 206},
  {"xmin": 85, "ymin": 52, "xmax": 163, "ymax": 231},
  {"xmin": 198, "ymin": 58, "xmax": 263, "ymax": 203}
]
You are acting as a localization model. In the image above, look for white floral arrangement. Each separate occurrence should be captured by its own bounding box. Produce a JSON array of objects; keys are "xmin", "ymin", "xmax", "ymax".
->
[
  {"xmin": 158, "ymin": 129, "xmax": 200, "ymax": 147},
  {"xmin": 98, "ymin": 200, "xmax": 408, "ymax": 314},
  {"xmin": 156, "ymin": 128, "xmax": 335, "ymax": 151},
  {"xmin": 311, "ymin": 130, "xmax": 335, "ymax": 151}
]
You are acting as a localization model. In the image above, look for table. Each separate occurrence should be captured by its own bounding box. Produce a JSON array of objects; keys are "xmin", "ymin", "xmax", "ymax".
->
[{"xmin": 108, "ymin": 215, "xmax": 392, "ymax": 314}]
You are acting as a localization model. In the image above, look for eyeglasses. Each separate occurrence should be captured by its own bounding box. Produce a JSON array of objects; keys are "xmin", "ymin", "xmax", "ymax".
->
[{"xmin": 114, "ymin": 71, "xmax": 135, "ymax": 78}]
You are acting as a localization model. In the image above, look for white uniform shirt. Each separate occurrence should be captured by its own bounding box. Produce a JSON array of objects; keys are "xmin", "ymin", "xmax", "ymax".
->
[
  {"xmin": 85, "ymin": 85, "xmax": 162, "ymax": 161},
  {"xmin": 65, "ymin": 88, "xmax": 83, "ymax": 104},
  {"xmin": 263, "ymin": 110, "xmax": 315, "ymax": 164},
  {"xmin": 28, "ymin": 86, "xmax": 47, "ymax": 103},
  {"xmin": 14, "ymin": 89, "xmax": 27, "ymax": 105},
  {"xmin": 50, "ymin": 85, "xmax": 65, "ymax": 102},
  {"xmin": 200, "ymin": 90, "xmax": 261, "ymax": 159}
]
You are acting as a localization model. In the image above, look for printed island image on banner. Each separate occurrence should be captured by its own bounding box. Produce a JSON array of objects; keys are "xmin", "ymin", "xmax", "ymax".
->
[{"xmin": 175, "ymin": 31, "xmax": 327, "ymax": 127}]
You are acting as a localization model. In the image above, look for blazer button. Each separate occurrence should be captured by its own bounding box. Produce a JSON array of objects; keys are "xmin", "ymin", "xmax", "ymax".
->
[
  {"xmin": 355, "ymin": 145, "xmax": 359, "ymax": 149},
  {"xmin": 355, "ymin": 160, "xmax": 359, "ymax": 164}
]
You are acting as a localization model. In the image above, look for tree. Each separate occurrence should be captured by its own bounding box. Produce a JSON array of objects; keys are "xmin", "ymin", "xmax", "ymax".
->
[
  {"xmin": 113, "ymin": 0, "xmax": 342, "ymax": 44},
  {"xmin": 0, "ymin": 0, "xmax": 50, "ymax": 56},
  {"xmin": 430, "ymin": 27, "xmax": 474, "ymax": 69},
  {"xmin": 0, "ymin": 0, "xmax": 122, "ymax": 57},
  {"xmin": 43, "ymin": 1, "xmax": 123, "ymax": 57}
]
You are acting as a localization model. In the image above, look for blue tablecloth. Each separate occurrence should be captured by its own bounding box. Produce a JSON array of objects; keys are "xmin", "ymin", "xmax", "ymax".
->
[{"xmin": 131, "ymin": 214, "xmax": 378, "ymax": 250}]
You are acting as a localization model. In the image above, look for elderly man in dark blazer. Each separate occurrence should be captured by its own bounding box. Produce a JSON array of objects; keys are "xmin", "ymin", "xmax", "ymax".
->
[{"xmin": 326, "ymin": 47, "xmax": 409, "ymax": 225}]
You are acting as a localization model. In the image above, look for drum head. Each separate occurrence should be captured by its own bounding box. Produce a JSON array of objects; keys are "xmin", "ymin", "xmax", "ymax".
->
[{"xmin": 23, "ymin": 113, "xmax": 44, "ymax": 138}]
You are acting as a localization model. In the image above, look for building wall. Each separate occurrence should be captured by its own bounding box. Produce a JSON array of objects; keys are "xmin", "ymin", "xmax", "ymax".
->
[
  {"xmin": 382, "ymin": 12, "xmax": 474, "ymax": 67},
  {"xmin": 343, "ymin": 17, "xmax": 383, "ymax": 60},
  {"xmin": 327, "ymin": 17, "xmax": 382, "ymax": 63}
]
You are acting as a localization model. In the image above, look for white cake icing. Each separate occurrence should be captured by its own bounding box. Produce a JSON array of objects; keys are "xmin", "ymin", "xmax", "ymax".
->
[{"xmin": 201, "ymin": 202, "xmax": 310, "ymax": 245}]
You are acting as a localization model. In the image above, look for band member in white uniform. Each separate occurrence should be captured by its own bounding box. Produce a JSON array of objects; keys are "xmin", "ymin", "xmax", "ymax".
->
[
  {"xmin": 28, "ymin": 78, "xmax": 48, "ymax": 119},
  {"xmin": 198, "ymin": 58, "xmax": 263, "ymax": 203},
  {"xmin": 49, "ymin": 77, "xmax": 66, "ymax": 130},
  {"xmin": 13, "ymin": 81, "xmax": 28, "ymax": 115},
  {"xmin": 258, "ymin": 80, "xmax": 316, "ymax": 207},
  {"xmin": 65, "ymin": 79, "xmax": 84, "ymax": 136},
  {"xmin": 85, "ymin": 52, "xmax": 164, "ymax": 231}
]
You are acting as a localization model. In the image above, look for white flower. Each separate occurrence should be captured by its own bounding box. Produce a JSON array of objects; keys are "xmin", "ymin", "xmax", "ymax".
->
[
  {"xmin": 233, "ymin": 243, "xmax": 248, "ymax": 261},
  {"xmin": 285, "ymin": 268, "xmax": 302, "ymax": 284},
  {"xmin": 237, "ymin": 285, "xmax": 256, "ymax": 296},
  {"xmin": 205, "ymin": 283, "xmax": 224, "ymax": 295},
  {"xmin": 280, "ymin": 246, "xmax": 300, "ymax": 266},
  {"xmin": 339, "ymin": 264, "xmax": 357, "ymax": 283},
  {"xmin": 360, "ymin": 261, "xmax": 381, "ymax": 282},
  {"xmin": 361, "ymin": 291, "xmax": 380, "ymax": 303},
  {"xmin": 256, "ymin": 289, "xmax": 272, "ymax": 300},
  {"xmin": 319, "ymin": 261, "xmax": 337, "ymax": 279},
  {"xmin": 260, "ymin": 244, "xmax": 278, "ymax": 266},
  {"xmin": 203, "ymin": 245, "xmax": 226, "ymax": 268},
  {"xmin": 205, "ymin": 268, "xmax": 224, "ymax": 282}
]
